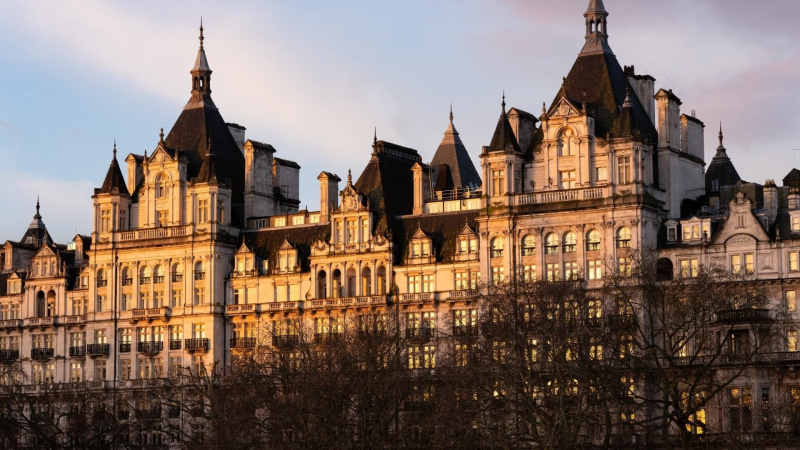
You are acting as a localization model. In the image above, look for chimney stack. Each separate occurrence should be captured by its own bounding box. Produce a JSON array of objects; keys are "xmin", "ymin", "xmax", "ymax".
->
[{"xmin": 318, "ymin": 172, "xmax": 341, "ymax": 223}]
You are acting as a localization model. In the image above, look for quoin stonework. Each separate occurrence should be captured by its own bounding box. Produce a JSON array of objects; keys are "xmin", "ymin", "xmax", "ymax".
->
[{"xmin": 3, "ymin": 0, "xmax": 800, "ymax": 444}]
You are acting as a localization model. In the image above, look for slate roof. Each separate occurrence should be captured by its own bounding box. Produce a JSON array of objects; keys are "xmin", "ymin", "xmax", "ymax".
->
[
  {"xmin": 241, "ymin": 224, "xmax": 330, "ymax": 274},
  {"xmin": 486, "ymin": 103, "xmax": 521, "ymax": 154},
  {"xmin": 429, "ymin": 112, "xmax": 482, "ymax": 189},
  {"xmin": 705, "ymin": 127, "xmax": 741, "ymax": 195},
  {"xmin": 783, "ymin": 169, "xmax": 800, "ymax": 188},
  {"xmin": 19, "ymin": 201, "xmax": 53, "ymax": 247},
  {"xmin": 433, "ymin": 164, "xmax": 455, "ymax": 192},
  {"xmin": 99, "ymin": 149, "xmax": 129, "ymax": 196},
  {"xmin": 354, "ymin": 140, "xmax": 421, "ymax": 235},
  {"xmin": 196, "ymin": 149, "xmax": 219, "ymax": 184},
  {"xmin": 393, "ymin": 211, "xmax": 479, "ymax": 264}
]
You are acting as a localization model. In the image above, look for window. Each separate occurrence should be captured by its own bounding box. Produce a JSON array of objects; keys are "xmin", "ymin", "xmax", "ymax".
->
[
  {"xmin": 460, "ymin": 236, "xmax": 478, "ymax": 255},
  {"xmin": 273, "ymin": 217, "xmax": 286, "ymax": 227},
  {"xmin": 423, "ymin": 345, "xmax": 436, "ymax": 369},
  {"xmin": 492, "ymin": 341, "xmax": 507, "ymax": 365},
  {"xmin": 140, "ymin": 266, "xmax": 151, "ymax": 285},
  {"xmin": 559, "ymin": 170, "xmax": 577, "ymax": 189},
  {"xmin": 618, "ymin": 258, "xmax": 632, "ymax": 277},
  {"xmin": 789, "ymin": 291, "xmax": 797, "ymax": 313},
  {"xmin": 728, "ymin": 388, "xmax": 753, "ymax": 432},
  {"xmin": 559, "ymin": 128, "xmax": 575, "ymax": 156},
  {"xmin": 791, "ymin": 252, "xmax": 799, "ymax": 272},
  {"xmin": 523, "ymin": 265, "xmax": 537, "ymax": 282},
  {"xmin": 361, "ymin": 220, "xmax": 370, "ymax": 242},
  {"xmin": 455, "ymin": 272, "xmax": 468, "ymax": 290},
  {"xmin": 546, "ymin": 263, "xmax": 560, "ymax": 281},
  {"xmin": 70, "ymin": 362, "xmax": 83, "ymax": 383},
  {"xmin": 522, "ymin": 235, "xmax": 536, "ymax": 256},
  {"xmin": 667, "ymin": 227, "xmax": 677, "ymax": 242},
  {"xmin": 422, "ymin": 274, "xmax": 434, "ymax": 293},
  {"xmin": 563, "ymin": 231, "xmax": 577, "ymax": 253},
  {"xmin": 790, "ymin": 331, "xmax": 798, "ymax": 352},
  {"xmin": 679, "ymin": 259, "xmax": 699, "ymax": 278},
  {"xmin": 455, "ymin": 343, "xmax": 474, "ymax": 367},
  {"xmin": 470, "ymin": 272, "xmax": 480, "ymax": 290},
  {"xmin": 618, "ymin": 156, "xmax": 631, "ymax": 184},
  {"xmin": 545, "ymin": 233, "xmax": 559, "ymax": 255},
  {"xmin": 408, "ymin": 346, "xmax": 421, "ymax": 369},
  {"xmin": 157, "ymin": 210, "xmax": 168, "ymax": 227},
  {"xmin": 588, "ymin": 259, "xmax": 602, "ymax": 280},
  {"xmin": 490, "ymin": 237, "xmax": 504, "ymax": 258},
  {"xmin": 253, "ymin": 218, "xmax": 267, "ymax": 229},
  {"xmin": 564, "ymin": 261, "xmax": 578, "ymax": 280},
  {"xmin": 95, "ymin": 329, "xmax": 107, "ymax": 344},
  {"xmin": 194, "ymin": 288, "xmax": 205, "ymax": 305},
  {"xmin": 96, "ymin": 295, "xmax": 108, "ymax": 312},
  {"xmin": 731, "ymin": 254, "xmax": 742, "ymax": 274},
  {"xmin": 596, "ymin": 166, "xmax": 608, "ymax": 183},
  {"xmin": 586, "ymin": 229, "xmax": 601, "ymax": 251},
  {"xmin": 491, "ymin": 170, "xmax": 505, "ymax": 196},
  {"xmin": 119, "ymin": 210, "xmax": 127, "ymax": 230},
  {"xmin": 794, "ymin": 217, "xmax": 800, "ymax": 232},
  {"xmin": 155, "ymin": 173, "xmax": 166, "ymax": 198},
  {"xmin": 194, "ymin": 262, "xmax": 205, "ymax": 280},
  {"xmin": 347, "ymin": 220, "xmax": 356, "ymax": 244},
  {"xmin": 616, "ymin": 227, "xmax": 631, "ymax": 248},
  {"xmin": 7, "ymin": 280, "xmax": 20, "ymax": 295},
  {"xmin": 121, "ymin": 359, "xmax": 131, "ymax": 380},
  {"xmin": 197, "ymin": 199, "xmax": 209, "ymax": 223},
  {"xmin": 492, "ymin": 267, "xmax": 505, "ymax": 285},
  {"xmin": 408, "ymin": 275, "xmax": 420, "ymax": 294},
  {"xmin": 589, "ymin": 299, "xmax": 603, "ymax": 319},
  {"xmin": 745, "ymin": 254, "xmax": 754, "ymax": 274},
  {"xmin": 101, "ymin": 209, "xmax": 111, "ymax": 232},
  {"xmin": 95, "ymin": 360, "xmax": 106, "ymax": 381}
]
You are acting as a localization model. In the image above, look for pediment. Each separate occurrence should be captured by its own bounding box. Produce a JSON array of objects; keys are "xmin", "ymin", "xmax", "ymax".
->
[
  {"xmin": 548, "ymin": 97, "xmax": 581, "ymax": 118},
  {"xmin": 715, "ymin": 208, "xmax": 770, "ymax": 244},
  {"xmin": 411, "ymin": 227, "xmax": 430, "ymax": 240},
  {"xmin": 458, "ymin": 223, "xmax": 476, "ymax": 236},
  {"xmin": 34, "ymin": 245, "xmax": 56, "ymax": 258},
  {"xmin": 279, "ymin": 239, "xmax": 295, "ymax": 251},
  {"xmin": 236, "ymin": 242, "xmax": 252, "ymax": 254},
  {"xmin": 148, "ymin": 144, "xmax": 174, "ymax": 164}
]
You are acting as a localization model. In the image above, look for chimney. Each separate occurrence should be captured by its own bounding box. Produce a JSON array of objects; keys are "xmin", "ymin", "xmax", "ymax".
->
[
  {"xmin": 317, "ymin": 171, "xmax": 340, "ymax": 223},
  {"xmin": 412, "ymin": 163, "xmax": 425, "ymax": 215},
  {"xmin": 227, "ymin": 123, "xmax": 246, "ymax": 155},
  {"xmin": 764, "ymin": 180, "xmax": 779, "ymax": 225},
  {"xmin": 680, "ymin": 114, "xmax": 705, "ymax": 160},
  {"xmin": 126, "ymin": 156, "xmax": 143, "ymax": 196},
  {"xmin": 624, "ymin": 65, "xmax": 656, "ymax": 125},
  {"xmin": 655, "ymin": 88, "xmax": 682, "ymax": 151},
  {"xmin": 789, "ymin": 187, "xmax": 800, "ymax": 211}
]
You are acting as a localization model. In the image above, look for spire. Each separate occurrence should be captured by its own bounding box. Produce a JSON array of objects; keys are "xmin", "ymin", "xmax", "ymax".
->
[
  {"xmin": 449, "ymin": 103, "xmax": 453, "ymax": 124},
  {"xmin": 580, "ymin": 0, "xmax": 613, "ymax": 55},
  {"xmin": 622, "ymin": 84, "xmax": 633, "ymax": 108},
  {"xmin": 431, "ymin": 103, "xmax": 482, "ymax": 189},
  {"xmin": 113, "ymin": 140, "xmax": 117, "ymax": 159},
  {"xmin": 22, "ymin": 194, "xmax": 50, "ymax": 246},
  {"xmin": 35, "ymin": 195, "xmax": 41, "ymax": 220},
  {"xmin": 100, "ymin": 141, "xmax": 130, "ymax": 196},
  {"xmin": 712, "ymin": 122, "xmax": 730, "ymax": 160},
  {"xmin": 373, "ymin": 127, "xmax": 377, "ymax": 145},
  {"xmin": 187, "ymin": 18, "xmax": 214, "ymax": 109},
  {"xmin": 718, "ymin": 122, "xmax": 724, "ymax": 148},
  {"xmin": 501, "ymin": 90, "xmax": 506, "ymax": 113}
]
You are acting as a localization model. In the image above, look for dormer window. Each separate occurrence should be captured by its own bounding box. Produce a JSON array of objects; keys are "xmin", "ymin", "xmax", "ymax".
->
[
  {"xmin": 618, "ymin": 156, "xmax": 631, "ymax": 184},
  {"xmin": 667, "ymin": 226, "xmax": 677, "ymax": 242},
  {"xmin": 492, "ymin": 170, "xmax": 505, "ymax": 196},
  {"xmin": 411, "ymin": 240, "xmax": 430, "ymax": 258},
  {"xmin": 7, "ymin": 280, "xmax": 21, "ymax": 295},
  {"xmin": 273, "ymin": 217, "xmax": 286, "ymax": 227},
  {"xmin": 278, "ymin": 252, "xmax": 297, "ymax": 272}
]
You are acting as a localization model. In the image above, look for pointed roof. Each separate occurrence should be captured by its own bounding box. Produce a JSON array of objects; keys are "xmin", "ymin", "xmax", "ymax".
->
[
  {"xmin": 165, "ymin": 25, "xmax": 245, "ymax": 202},
  {"xmin": 486, "ymin": 93, "xmax": 521, "ymax": 154},
  {"xmin": 20, "ymin": 197, "xmax": 53, "ymax": 247},
  {"xmin": 429, "ymin": 106, "xmax": 482, "ymax": 189},
  {"xmin": 99, "ymin": 142, "xmax": 130, "ymax": 196},
  {"xmin": 193, "ymin": 19, "xmax": 211, "ymax": 73},
  {"xmin": 616, "ymin": 86, "xmax": 643, "ymax": 138},
  {"xmin": 196, "ymin": 140, "xmax": 219, "ymax": 184},
  {"xmin": 783, "ymin": 168, "xmax": 800, "ymax": 188},
  {"xmin": 705, "ymin": 124, "xmax": 741, "ymax": 194},
  {"xmin": 433, "ymin": 164, "xmax": 455, "ymax": 191},
  {"xmin": 581, "ymin": 0, "xmax": 612, "ymax": 55}
]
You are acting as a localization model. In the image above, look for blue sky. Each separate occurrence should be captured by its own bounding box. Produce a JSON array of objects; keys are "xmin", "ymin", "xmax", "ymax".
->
[{"xmin": 2, "ymin": 0, "xmax": 800, "ymax": 242}]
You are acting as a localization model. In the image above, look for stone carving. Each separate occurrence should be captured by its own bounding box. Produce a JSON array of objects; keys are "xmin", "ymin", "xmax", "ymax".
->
[{"xmin": 726, "ymin": 234, "xmax": 755, "ymax": 245}]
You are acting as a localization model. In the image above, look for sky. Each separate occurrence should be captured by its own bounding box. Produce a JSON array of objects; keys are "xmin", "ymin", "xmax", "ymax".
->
[{"xmin": 1, "ymin": 0, "xmax": 799, "ymax": 243}]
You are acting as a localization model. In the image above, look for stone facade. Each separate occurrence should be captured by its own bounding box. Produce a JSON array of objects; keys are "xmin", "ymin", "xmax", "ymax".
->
[{"xmin": 1, "ymin": 0, "xmax": 798, "ymax": 438}]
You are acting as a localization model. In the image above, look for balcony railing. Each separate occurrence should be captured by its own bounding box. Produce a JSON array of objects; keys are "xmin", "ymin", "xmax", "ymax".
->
[
  {"xmin": 717, "ymin": 309, "xmax": 773, "ymax": 323},
  {"xmin": 31, "ymin": 348, "xmax": 55, "ymax": 359},
  {"xmin": 406, "ymin": 327, "xmax": 434, "ymax": 340},
  {"xmin": 314, "ymin": 332, "xmax": 341, "ymax": 343},
  {"xmin": 399, "ymin": 293, "xmax": 435, "ymax": 304},
  {"xmin": 169, "ymin": 339, "xmax": 182, "ymax": 350},
  {"xmin": 185, "ymin": 338, "xmax": 209, "ymax": 352},
  {"xmin": 131, "ymin": 307, "xmax": 170, "ymax": 320},
  {"xmin": 96, "ymin": 280, "xmax": 108, "ymax": 288},
  {"xmin": 446, "ymin": 289, "xmax": 478, "ymax": 300},
  {"xmin": 64, "ymin": 315, "xmax": 86, "ymax": 325},
  {"xmin": 153, "ymin": 276, "xmax": 165, "ymax": 284},
  {"xmin": 86, "ymin": 344, "xmax": 109, "ymax": 357},
  {"xmin": 172, "ymin": 274, "xmax": 183, "ymax": 283},
  {"xmin": 122, "ymin": 278, "xmax": 133, "ymax": 286},
  {"xmin": 195, "ymin": 272, "xmax": 205, "ymax": 281},
  {"xmin": 139, "ymin": 277, "xmax": 151, "ymax": 285},
  {"xmin": 230, "ymin": 337, "xmax": 256, "ymax": 349},
  {"xmin": 0, "ymin": 349, "xmax": 19, "ymax": 361},
  {"xmin": 226, "ymin": 304, "xmax": 259, "ymax": 315},
  {"xmin": 137, "ymin": 341, "xmax": 164, "ymax": 355},
  {"xmin": 0, "ymin": 319, "xmax": 23, "ymax": 329},
  {"xmin": 119, "ymin": 225, "xmax": 188, "ymax": 241},
  {"xmin": 272, "ymin": 335, "xmax": 299, "ymax": 347},
  {"xmin": 28, "ymin": 317, "xmax": 55, "ymax": 327},
  {"xmin": 453, "ymin": 325, "xmax": 477, "ymax": 337},
  {"xmin": 69, "ymin": 346, "xmax": 86, "ymax": 357},
  {"xmin": 515, "ymin": 186, "xmax": 606, "ymax": 206},
  {"xmin": 119, "ymin": 343, "xmax": 132, "ymax": 353}
]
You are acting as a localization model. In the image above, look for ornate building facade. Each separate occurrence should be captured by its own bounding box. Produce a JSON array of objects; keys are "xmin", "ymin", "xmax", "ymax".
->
[{"xmin": 2, "ymin": 0, "xmax": 799, "ymax": 439}]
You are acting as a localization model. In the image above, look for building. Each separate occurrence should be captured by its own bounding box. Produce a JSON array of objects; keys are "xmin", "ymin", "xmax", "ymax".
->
[{"xmin": 1, "ymin": 0, "xmax": 799, "ymax": 441}]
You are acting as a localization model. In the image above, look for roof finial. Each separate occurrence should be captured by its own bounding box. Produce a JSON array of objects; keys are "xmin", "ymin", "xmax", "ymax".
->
[
  {"xmin": 561, "ymin": 77, "xmax": 567, "ymax": 95},
  {"xmin": 449, "ymin": 103, "xmax": 453, "ymax": 124},
  {"xmin": 159, "ymin": 127, "xmax": 165, "ymax": 143},
  {"xmin": 347, "ymin": 169, "xmax": 352, "ymax": 185},
  {"xmin": 199, "ymin": 17, "xmax": 204, "ymax": 49},
  {"xmin": 501, "ymin": 90, "xmax": 506, "ymax": 113},
  {"xmin": 36, "ymin": 195, "xmax": 40, "ymax": 215},
  {"xmin": 718, "ymin": 122, "xmax": 724, "ymax": 147},
  {"xmin": 622, "ymin": 84, "xmax": 633, "ymax": 108},
  {"xmin": 113, "ymin": 139, "xmax": 117, "ymax": 159},
  {"xmin": 373, "ymin": 127, "xmax": 377, "ymax": 145},
  {"xmin": 542, "ymin": 101, "xmax": 546, "ymax": 116}
]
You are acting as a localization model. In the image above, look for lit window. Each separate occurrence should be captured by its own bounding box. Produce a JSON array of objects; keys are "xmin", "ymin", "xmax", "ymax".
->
[
  {"xmin": 490, "ymin": 237, "xmax": 504, "ymax": 258},
  {"xmin": 560, "ymin": 170, "xmax": 577, "ymax": 189},
  {"xmin": 588, "ymin": 260, "xmax": 602, "ymax": 280},
  {"xmin": 586, "ymin": 229, "xmax": 601, "ymax": 251},
  {"xmin": 731, "ymin": 254, "xmax": 741, "ymax": 274},
  {"xmin": 563, "ymin": 231, "xmax": 577, "ymax": 253},
  {"xmin": 546, "ymin": 263, "xmax": 560, "ymax": 281},
  {"xmin": 545, "ymin": 233, "xmax": 559, "ymax": 255},
  {"xmin": 793, "ymin": 217, "xmax": 800, "ymax": 232},
  {"xmin": 616, "ymin": 227, "xmax": 631, "ymax": 248},
  {"xmin": 564, "ymin": 261, "xmax": 578, "ymax": 280},
  {"xmin": 523, "ymin": 265, "xmax": 536, "ymax": 282},
  {"xmin": 788, "ymin": 291, "xmax": 796, "ymax": 313},
  {"xmin": 522, "ymin": 235, "xmax": 536, "ymax": 256},
  {"xmin": 618, "ymin": 258, "xmax": 632, "ymax": 277},
  {"xmin": 680, "ymin": 259, "xmax": 699, "ymax": 278},
  {"xmin": 492, "ymin": 267, "xmax": 505, "ymax": 285},
  {"xmin": 791, "ymin": 252, "xmax": 800, "ymax": 272}
]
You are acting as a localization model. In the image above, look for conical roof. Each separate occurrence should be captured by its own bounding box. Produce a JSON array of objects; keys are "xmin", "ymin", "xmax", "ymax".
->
[
  {"xmin": 99, "ymin": 144, "xmax": 129, "ymax": 196},
  {"xmin": 705, "ymin": 125, "xmax": 741, "ymax": 194},
  {"xmin": 20, "ymin": 198, "xmax": 53, "ymax": 246},
  {"xmin": 486, "ymin": 95, "xmax": 520, "ymax": 154},
  {"xmin": 430, "ymin": 107, "xmax": 482, "ymax": 188}
]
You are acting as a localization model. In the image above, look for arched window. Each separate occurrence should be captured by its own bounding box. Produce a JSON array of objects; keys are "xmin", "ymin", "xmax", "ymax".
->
[
  {"xmin": 194, "ymin": 262, "xmax": 205, "ymax": 281},
  {"xmin": 317, "ymin": 270, "xmax": 327, "ymax": 299},
  {"xmin": 172, "ymin": 263, "xmax": 183, "ymax": 283},
  {"xmin": 140, "ymin": 266, "xmax": 151, "ymax": 285},
  {"xmin": 46, "ymin": 290, "xmax": 55, "ymax": 317},
  {"xmin": 563, "ymin": 231, "xmax": 577, "ymax": 253},
  {"xmin": 586, "ymin": 229, "xmax": 601, "ymax": 252},
  {"xmin": 154, "ymin": 265, "xmax": 165, "ymax": 284},
  {"xmin": 155, "ymin": 173, "xmax": 167, "ymax": 198},
  {"xmin": 617, "ymin": 227, "xmax": 632, "ymax": 249},
  {"xmin": 96, "ymin": 269, "xmax": 107, "ymax": 288},
  {"xmin": 657, "ymin": 258, "xmax": 674, "ymax": 281},
  {"xmin": 522, "ymin": 235, "xmax": 536, "ymax": 256},
  {"xmin": 490, "ymin": 237, "xmax": 504, "ymax": 258},
  {"xmin": 361, "ymin": 267, "xmax": 372, "ymax": 296},
  {"xmin": 122, "ymin": 267, "xmax": 132, "ymax": 286},
  {"xmin": 346, "ymin": 268, "xmax": 357, "ymax": 297},
  {"xmin": 332, "ymin": 269, "xmax": 342, "ymax": 298},
  {"xmin": 36, "ymin": 291, "xmax": 45, "ymax": 318},
  {"xmin": 376, "ymin": 266, "xmax": 387, "ymax": 295},
  {"xmin": 559, "ymin": 128, "xmax": 575, "ymax": 157},
  {"xmin": 545, "ymin": 233, "xmax": 560, "ymax": 255}
]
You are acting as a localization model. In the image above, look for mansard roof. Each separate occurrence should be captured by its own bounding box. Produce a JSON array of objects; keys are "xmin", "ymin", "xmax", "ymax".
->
[
  {"xmin": 430, "ymin": 109, "xmax": 481, "ymax": 189},
  {"xmin": 555, "ymin": 52, "xmax": 656, "ymax": 142},
  {"xmin": 354, "ymin": 140, "xmax": 420, "ymax": 234},
  {"xmin": 393, "ymin": 211, "xmax": 479, "ymax": 264},
  {"xmin": 99, "ymin": 146, "xmax": 129, "ymax": 196},
  {"xmin": 241, "ymin": 224, "xmax": 330, "ymax": 274}
]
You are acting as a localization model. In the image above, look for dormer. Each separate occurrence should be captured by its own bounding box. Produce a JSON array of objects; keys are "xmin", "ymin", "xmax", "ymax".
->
[
  {"xmin": 31, "ymin": 244, "xmax": 62, "ymax": 279},
  {"xmin": 234, "ymin": 242, "xmax": 259, "ymax": 277},
  {"xmin": 665, "ymin": 219, "xmax": 679, "ymax": 243},
  {"xmin": 331, "ymin": 170, "xmax": 372, "ymax": 248},
  {"xmin": 6, "ymin": 272, "xmax": 22, "ymax": 296},
  {"xmin": 680, "ymin": 217, "xmax": 711, "ymax": 243},
  {"xmin": 408, "ymin": 227, "xmax": 435, "ymax": 264},
  {"xmin": 456, "ymin": 222, "xmax": 479, "ymax": 261},
  {"xmin": 276, "ymin": 239, "xmax": 299, "ymax": 274}
]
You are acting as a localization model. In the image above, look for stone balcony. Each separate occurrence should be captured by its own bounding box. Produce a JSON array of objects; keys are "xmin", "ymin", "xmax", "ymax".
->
[
  {"xmin": 119, "ymin": 225, "xmax": 190, "ymax": 242},
  {"xmin": 0, "ymin": 319, "xmax": 23, "ymax": 329},
  {"xmin": 27, "ymin": 317, "xmax": 55, "ymax": 328},
  {"xmin": 62, "ymin": 315, "xmax": 86, "ymax": 326},
  {"xmin": 225, "ymin": 303, "xmax": 262, "ymax": 316},
  {"xmin": 130, "ymin": 307, "xmax": 171, "ymax": 323}
]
